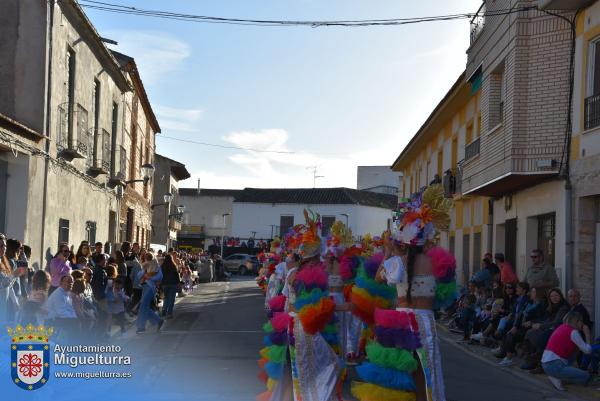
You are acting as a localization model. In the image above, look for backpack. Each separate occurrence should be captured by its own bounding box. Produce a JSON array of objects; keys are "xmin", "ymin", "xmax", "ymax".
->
[{"xmin": 91, "ymin": 266, "xmax": 108, "ymax": 300}]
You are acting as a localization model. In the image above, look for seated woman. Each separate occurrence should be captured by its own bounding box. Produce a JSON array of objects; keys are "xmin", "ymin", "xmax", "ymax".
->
[
  {"xmin": 542, "ymin": 311, "xmax": 593, "ymax": 391},
  {"xmin": 496, "ymin": 287, "xmax": 546, "ymax": 366},
  {"xmin": 521, "ymin": 288, "xmax": 570, "ymax": 372},
  {"xmin": 472, "ymin": 284, "xmax": 515, "ymax": 344}
]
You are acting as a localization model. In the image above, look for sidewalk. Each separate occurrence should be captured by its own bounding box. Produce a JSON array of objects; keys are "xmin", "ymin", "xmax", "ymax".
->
[
  {"xmin": 108, "ymin": 285, "xmax": 197, "ymax": 338},
  {"xmin": 437, "ymin": 323, "xmax": 600, "ymax": 401}
]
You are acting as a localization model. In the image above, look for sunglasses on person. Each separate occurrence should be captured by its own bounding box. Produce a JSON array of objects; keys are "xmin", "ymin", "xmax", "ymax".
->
[{"xmin": 530, "ymin": 254, "xmax": 540, "ymax": 259}]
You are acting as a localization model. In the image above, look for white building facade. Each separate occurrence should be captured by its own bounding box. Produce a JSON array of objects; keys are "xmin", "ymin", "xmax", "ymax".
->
[
  {"xmin": 231, "ymin": 188, "xmax": 396, "ymax": 240},
  {"xmin": 178, "ymin": 188, "xmax": 241, "ymax": 250}
]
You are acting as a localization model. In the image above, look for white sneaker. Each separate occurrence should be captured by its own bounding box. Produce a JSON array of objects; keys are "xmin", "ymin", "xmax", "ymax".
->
[
  {"xmin": 491, "ymin": 346, "xmax": 502, "ymax": 354},
  {"xmin": 471, "ymin": 332, "xmax": 484, "ymax": 341},
  {"xmin": 498, "ymin": 357, "xmax": 514, "ymax": 366},
  {"xmin": 548, "ymin": 376, "xmax": 565, "ymax": 391}
]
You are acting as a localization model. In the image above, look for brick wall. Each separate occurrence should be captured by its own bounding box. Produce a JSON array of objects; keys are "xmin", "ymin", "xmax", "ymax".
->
[{"xmin": 463, "ymin": 2, "xmax": 573, "ymax": 193}]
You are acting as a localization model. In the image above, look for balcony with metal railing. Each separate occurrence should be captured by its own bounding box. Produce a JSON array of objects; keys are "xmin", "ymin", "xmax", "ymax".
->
[
  {"xmin": 90, "ymin": 128, "xmax": 111, "ymax": 174},
  {"xmin": 470, "ymin": 2, "xmax": 486, "ymax": 45},
  {"xmin": 107, "ymin": 145, "xmax": 128, "ymax": 187},
  {"xmin": 584, "ymin": 94, "xmax": 600, "ymax": 130},
  {"xmin": 56, "ymin": 103, "xmax": 90, "ymax": 160},
  {"xmin": 465, "ymin": 137, "xmax": 480, "ymax": 161}
]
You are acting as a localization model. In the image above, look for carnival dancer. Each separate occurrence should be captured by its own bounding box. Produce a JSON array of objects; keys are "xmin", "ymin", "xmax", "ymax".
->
[
  {"xmin": 258, "ymin": 210, "xmax": 344, "ymax": 401},
  {"xmin": 353, "ymin": 184, "xmax": 454, "ymax": 401}
]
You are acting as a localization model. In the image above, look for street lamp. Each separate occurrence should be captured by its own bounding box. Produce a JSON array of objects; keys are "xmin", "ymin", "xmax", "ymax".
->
[
  {"xmin": 124, "ymin": 163, "xmax": 155, "ymax": 185},
  {"xmin": 221, "ymin": 213, "xmax": 231, "ymax": 259},
  {"xmin": 163, "ymin": 192, "xmax": 173, "ymax": 204}
]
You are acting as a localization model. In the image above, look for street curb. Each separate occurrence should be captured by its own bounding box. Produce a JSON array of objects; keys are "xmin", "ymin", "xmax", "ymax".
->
[{"xmin": 437, "ymin": 323, "xmax": 594, "ymax": 401}]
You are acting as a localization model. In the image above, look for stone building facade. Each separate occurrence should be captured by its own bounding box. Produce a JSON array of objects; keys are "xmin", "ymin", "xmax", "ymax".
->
[
  {"xmin": 151, "ymin": 154, "xmax": 190, "ymax": 250},
  {"xmin": 0, "ymin": 0, "xmax": 132, "ymax": 266},
  {"xmin": 112, "ymin": 51, "xmax": 160, "ymax": 249}
]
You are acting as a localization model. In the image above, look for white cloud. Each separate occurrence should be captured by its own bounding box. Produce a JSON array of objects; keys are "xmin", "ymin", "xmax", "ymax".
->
[
  {"xmin": 191, "ymin": 129, "xmax": 359, "ymax": 189},
  {"xmin": 154, "ymin": 105, "xmax": 203, "ymax": 132},
  {"xmin": 106, "ymin": 30, "xmax": 191, "ymax": 84}
]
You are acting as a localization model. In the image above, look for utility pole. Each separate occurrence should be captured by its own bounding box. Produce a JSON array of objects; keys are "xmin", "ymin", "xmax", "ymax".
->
[{"xmin": 306, "ymin": 165, "xmax": 324, "ymax": 188}]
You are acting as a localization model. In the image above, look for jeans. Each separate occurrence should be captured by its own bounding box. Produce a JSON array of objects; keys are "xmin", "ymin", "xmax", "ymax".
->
[
  {"xmin": 580, "ymin": 343, "xmax": 600, "ymax": 373},
  {"xmin": 542, "ymin": 359, "xmax": 590, "ymax": 385},
  {"xmin": 162, "ymin": 284, "xmax": 177, "ymax": 316},
  {"xmin": 136, "ymin": 284, "xmax": 162, "ymax": 331}
]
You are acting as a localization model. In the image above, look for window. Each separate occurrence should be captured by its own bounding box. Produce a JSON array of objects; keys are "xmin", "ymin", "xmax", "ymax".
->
[
  {"xmin": 321, "ymin": 216, "xmax": 336, "ymax": 236},
  {"xmin": 90, "ymin": 79, "xmax": 100, "ymax": 168},
  {"xmin": 126, "ymin": 208, "xmax": 134, "ymax": 242},
  {"xmin": 279, "ymin": 215, "xmax": 294, "ymax": 237},
  {"xmin": 58, "ymin": 218, "xmax": 70, "ymax": 246},
  {"xmin": 537, "ymin": 213, "xmax": 556, "ymax": 267},
  {"xmin": 473, "ymin": 232, "xmax": 482, "ymax": 273},
  {"xmin": 585, "ymin": 39, "xmax": 600, "ymax": 129},
  {"xmin": 86, "ymin": 221, "xmax": 97, "ymax": 244},
  {"xmin": 110, "ymin": 102, "xmax": 119, "ymax": 175},
  {"xmin": 66, "ymin": 48, "xmax": 76, "ymax": 141},
  {"xmin": 437, "ymin": 151, "xmax": 443, "ymax": 177},
  {"xmin": 489, "ymin": 63, "xmax": 505, "ymax": 128},
  {"xmin": 462, "ymin": 233, "xmax": 471, "ymax": 285}
]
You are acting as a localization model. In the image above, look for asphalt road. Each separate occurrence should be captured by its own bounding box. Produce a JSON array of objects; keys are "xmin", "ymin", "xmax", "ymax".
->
[{"xmin": 115, "ymin": 278, "xmax": 575, "ymax": 401}]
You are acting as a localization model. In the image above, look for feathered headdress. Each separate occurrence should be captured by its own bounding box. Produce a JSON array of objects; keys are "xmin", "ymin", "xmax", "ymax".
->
[
  {"xmin": 298, "ymin": 209, "xmax": 322, "ymax": 259},
  {"xmin": 393, "ymin": 184, "xmax": 452, "ymax": 246}
]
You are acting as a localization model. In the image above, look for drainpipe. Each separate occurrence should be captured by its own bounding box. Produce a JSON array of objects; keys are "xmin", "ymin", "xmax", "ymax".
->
[
  {"xmin": 539, "ymin": 7, "xmax": 580, "ymax": 291},
  {"xmin": 487, "ymin": 199, "xmax": 494, "ymax": 254},
  {"xmin": 40, "ymin": 0, "xmax": 55, "ymax": 268}
]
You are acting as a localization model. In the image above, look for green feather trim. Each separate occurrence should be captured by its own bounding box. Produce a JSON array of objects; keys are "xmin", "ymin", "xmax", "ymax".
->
[
  {"xmin": 435, "ymin": 281, "xmax": 457, "ymax": 301},
  {"xmin": 366, "ymin": 342, "xmax": 418, "ymax": 372}
]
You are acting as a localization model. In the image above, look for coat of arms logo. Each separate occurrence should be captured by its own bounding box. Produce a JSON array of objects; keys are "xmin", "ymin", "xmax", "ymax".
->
[{"xmin": 7, "ymin": 324, "xmax": 53, "ymax": 390}]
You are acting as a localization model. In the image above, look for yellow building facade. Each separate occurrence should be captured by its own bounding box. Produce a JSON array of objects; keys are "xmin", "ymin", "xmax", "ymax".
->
[{"xmin": 392, "ymin": 73, "xmax": 490, "ymax": 285}]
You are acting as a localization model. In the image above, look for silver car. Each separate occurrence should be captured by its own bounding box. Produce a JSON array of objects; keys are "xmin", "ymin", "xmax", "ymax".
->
[{"xmin": 222, "ymin": 253, "xmax": 258, "ymax": 275}]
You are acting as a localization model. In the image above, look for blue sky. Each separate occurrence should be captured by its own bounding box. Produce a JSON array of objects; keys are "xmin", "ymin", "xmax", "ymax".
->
[{"xmin": 83, "ymin": 0, "xmax": 482, "ymax": 189}]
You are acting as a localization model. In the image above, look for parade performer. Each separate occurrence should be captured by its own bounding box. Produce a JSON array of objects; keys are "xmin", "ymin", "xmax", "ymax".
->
[
  {"xmin": 259, "ymin": 210, "xmax": 345, "ymax": 401},
  {"xmin": 325, "ymin": 221, "xmax": 356, "ymax": 358},
  {"xmin": 353, "ymin": 184, "xmax": 454, "ymax": 401}
]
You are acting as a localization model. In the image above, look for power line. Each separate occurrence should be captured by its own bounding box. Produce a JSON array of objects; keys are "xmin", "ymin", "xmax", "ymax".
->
[
  {"xmin": 157, "ymin": 135, "xmax": 342, "ymax": 156},
  {"xmin": 73, "ymin": 0, "xmax": 536, "ymax": 28}
]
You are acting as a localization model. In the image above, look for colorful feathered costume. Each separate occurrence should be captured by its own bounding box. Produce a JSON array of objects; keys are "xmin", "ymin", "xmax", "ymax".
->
[{"xmin": 353, "ymin": 184, "xmax": 453, "ymax": 401}]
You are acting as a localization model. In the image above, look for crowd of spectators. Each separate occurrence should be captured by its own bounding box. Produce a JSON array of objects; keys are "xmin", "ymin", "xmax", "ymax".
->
[
  {"xmin": 444, "ymin": 249, "xmax": 600, "ymax": 391},
  {"xmin": 0, "ymin": 234, "xmax": 209, "ymax": 342}
]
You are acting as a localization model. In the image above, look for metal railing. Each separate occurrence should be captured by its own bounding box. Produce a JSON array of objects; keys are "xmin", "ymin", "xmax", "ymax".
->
[
  {"xmin": 100, "ymin": 128, "xmax": 111, "ymax": 172},
  {"xmin": 465, "ymin": 137, "xmax": 480, "ymax": 160},
  {"xmin": 584, "ymin": 94, "xmax": 600, "ymax": 130},
  {"xmin": 56, "ymin": 105, "xmax": 69, "ymax": 152},
  {"xmin": 75, "ymin": 104, "xmax": 89, "ymax": 157},
  {"xmin": 470, "ymin": 2, "xmax": 486, "ymax": 45},
  {"xmin": 56, "ymin": 104, "xmax": 90, "ymax": 158}
]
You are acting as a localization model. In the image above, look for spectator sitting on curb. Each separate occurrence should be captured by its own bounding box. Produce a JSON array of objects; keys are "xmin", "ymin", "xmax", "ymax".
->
[
  {"xmin": 520, "ymin": 288, "xmax": 570, "ymax": 372},
  {"xmin": 542, "ymin": 311, "xmax": 594, "ymax": 391}
]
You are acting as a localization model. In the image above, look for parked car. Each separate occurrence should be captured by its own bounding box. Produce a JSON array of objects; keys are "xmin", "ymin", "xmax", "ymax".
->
[
  {"xmin": 194, "ymin": 258, "xmax": 215, "ymax": 283},
  {"xmin": 223, "ymin": 253, "xmax": 259, "ymax": 275}
]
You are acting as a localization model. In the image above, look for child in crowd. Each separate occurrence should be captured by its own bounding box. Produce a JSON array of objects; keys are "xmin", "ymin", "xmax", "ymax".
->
[
  {"xmin": 455, "ymin": 294, "xmax": 477, "ymax": 341},
  {"xmin": 106, "ymin": 277, "xmax": 130, "ymax": 336},
  {"xmin": 182, "ymin": 266, "xmax": 193, "ymax": 293}
]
